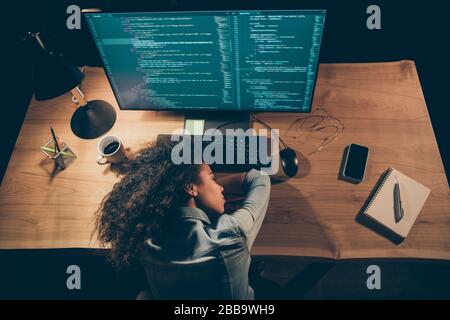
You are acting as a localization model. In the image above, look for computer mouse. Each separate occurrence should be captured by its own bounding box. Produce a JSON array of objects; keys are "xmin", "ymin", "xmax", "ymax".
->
[{"xmin": 279, "ymin": 148, "xmax": 298, "ymax": 178}]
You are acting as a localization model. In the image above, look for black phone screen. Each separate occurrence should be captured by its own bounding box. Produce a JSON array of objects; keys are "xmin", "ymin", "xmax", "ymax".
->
[{"xmin": 344, "ymin": 144, "xmax": 369, "ymax": 181}]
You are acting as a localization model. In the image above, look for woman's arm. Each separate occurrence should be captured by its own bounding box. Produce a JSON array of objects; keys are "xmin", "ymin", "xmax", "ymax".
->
[
  {"xmin": 216, "ymin": 173, "xmax": 246, "ymax": 195},
  {"xmin": 227, "ymin": 170, "xmax": 271, "ymax": 249}
]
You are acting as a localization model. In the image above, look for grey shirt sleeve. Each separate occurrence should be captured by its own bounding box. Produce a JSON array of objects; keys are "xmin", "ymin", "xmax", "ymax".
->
[{"xmin": 228, "ymin": 169, "xmax": 271, "ymax": 238}]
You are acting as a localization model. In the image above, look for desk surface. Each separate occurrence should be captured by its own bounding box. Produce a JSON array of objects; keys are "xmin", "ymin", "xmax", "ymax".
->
[{"xmin": 1, "ymin": 61, "xmax": 449, "ymax": 260}]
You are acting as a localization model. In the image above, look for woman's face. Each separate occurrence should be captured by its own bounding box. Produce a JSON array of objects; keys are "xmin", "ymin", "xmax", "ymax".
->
[{"xmin": 194, "ymin": 164, "xmax": 225, "ymax": 215}]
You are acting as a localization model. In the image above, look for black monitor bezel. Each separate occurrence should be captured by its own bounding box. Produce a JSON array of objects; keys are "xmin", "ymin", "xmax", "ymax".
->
[{"xmin": 83, "ymin": 9, "xmax": 326, "ymax": 113}]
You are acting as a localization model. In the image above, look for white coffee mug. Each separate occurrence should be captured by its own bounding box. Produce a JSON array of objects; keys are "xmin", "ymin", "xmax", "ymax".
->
[{"xmin": 97, "ymin": 136, "xmax": 127, "ymax": 165}]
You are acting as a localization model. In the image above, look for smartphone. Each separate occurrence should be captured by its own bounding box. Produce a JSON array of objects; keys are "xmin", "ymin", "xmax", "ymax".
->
[{"xmin": 341, "ymin": 144, "xmax": 369, "ymax": 183}]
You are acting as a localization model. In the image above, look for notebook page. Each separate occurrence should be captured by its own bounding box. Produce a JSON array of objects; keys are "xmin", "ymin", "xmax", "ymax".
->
[{"xmin": 365, "ymin": 168, "xmax": 431, "ymax": 238}]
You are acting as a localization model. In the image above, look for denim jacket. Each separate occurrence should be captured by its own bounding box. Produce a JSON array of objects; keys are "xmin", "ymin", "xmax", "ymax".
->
[{"xmin": 140, "ymin": 169, "xmax": 271, "ymax": 299}]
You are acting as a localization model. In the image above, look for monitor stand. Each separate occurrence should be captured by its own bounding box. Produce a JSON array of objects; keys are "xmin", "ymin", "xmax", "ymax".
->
[{"xmin": 184, "ymin": 111, "xmax": 251, "ymax": 135}]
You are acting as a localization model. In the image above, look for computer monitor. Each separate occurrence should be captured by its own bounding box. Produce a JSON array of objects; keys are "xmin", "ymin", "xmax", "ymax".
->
[{"xmin": 84, "ymin": 10, "xmax": 326, "ymax": 113}]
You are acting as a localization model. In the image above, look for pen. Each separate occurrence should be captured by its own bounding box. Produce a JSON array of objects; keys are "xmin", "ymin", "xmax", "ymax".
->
[
  {"xmin": 49, "ymin": 126, "xmax": 66, "ymax": 170},
  {"xmin": 50, "ymin": 126, "xmax": 61, "ymax": 154},
  {"xmin": 394, "ymin": 180, "xmax": 404, "ymax": 223}
]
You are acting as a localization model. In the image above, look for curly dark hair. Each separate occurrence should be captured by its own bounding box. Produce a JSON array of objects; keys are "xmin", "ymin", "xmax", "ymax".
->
[{"xmin": 94, "ymin": 142, "xmax": 201, "ymax": 268}]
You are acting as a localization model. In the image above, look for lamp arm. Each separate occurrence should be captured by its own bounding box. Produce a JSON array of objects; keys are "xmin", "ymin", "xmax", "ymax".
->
[{"xmin": 70, "ymin": 87, "xmax": 88, "ymax": 106}]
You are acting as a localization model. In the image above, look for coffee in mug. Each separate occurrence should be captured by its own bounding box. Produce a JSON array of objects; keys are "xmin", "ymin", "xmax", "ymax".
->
[
  {"xmin": 104, "ymin": 141, "xmax": 120, "ymax": 155},
  {"xmin": 97, "ymin": 136, "xmax": 127, "ymax": 165}
]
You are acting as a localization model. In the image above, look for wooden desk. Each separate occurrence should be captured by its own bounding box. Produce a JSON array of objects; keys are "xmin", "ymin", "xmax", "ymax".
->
[{"xmin": 1, "ymin": 61, "xmax": 449, "ymax": 260}]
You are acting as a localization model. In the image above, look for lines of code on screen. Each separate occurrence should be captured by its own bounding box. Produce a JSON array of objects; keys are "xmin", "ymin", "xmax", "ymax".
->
[{"xmin": 85, "ymin": 10, "xmax": 325, "ymax": 111}]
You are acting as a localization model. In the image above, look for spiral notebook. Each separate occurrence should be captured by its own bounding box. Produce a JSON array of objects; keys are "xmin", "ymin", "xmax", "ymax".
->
[{"xmin": 361, "ymin": 168, "xmax": 431, "ymax": 239}]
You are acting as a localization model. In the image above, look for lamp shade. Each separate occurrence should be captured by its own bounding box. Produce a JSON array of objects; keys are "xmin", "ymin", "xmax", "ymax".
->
[
  {"xmin": 23, "ymin": 31, "xmax": 116, "ymax": 139},
  {"xmin": 27, "ymin": 32, "xmax": 84, "ymax": 100}
]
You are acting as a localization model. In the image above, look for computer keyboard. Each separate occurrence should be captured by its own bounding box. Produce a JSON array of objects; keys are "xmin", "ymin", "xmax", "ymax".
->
[{"xmin": 157, "ymin": 134, "xmax": 272, "ymax": 172}]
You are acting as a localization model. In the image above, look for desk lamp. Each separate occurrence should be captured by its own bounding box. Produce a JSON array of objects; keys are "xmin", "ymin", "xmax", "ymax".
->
[{"xmin": 25, "ymin": 31, "xmax": 116, "ymax": 139}]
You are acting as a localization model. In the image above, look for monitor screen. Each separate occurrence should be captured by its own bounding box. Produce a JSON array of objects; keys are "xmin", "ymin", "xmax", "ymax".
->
[{"xmin": 85, "ymin": 10, "xmax": 326, "ymax": 112}]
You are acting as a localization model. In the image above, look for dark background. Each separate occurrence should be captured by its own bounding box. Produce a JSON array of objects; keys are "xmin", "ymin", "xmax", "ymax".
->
[
  {"xmin": 6, "ymin": 0, "xmax": 450, "ymax": 185},
  {"xmin": 2, "ymin": 0, "xmax": 450, "ymax": 299}
]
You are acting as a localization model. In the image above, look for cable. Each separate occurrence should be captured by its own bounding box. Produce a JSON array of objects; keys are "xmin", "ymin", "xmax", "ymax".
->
[
  {"xmin": 214, "ymin": 117, "xmax": 289, "ymax": 149},
  {"xmin": 212, "ymin": 109, "xmax": 345, "ymax": 155},
  {"xmin": 251, "ymin": 115, "xmax": 289, "ymax": 149},
  {"xmin": 72, "ymin": 66, "xmax": 87, "ymax": 104}
]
